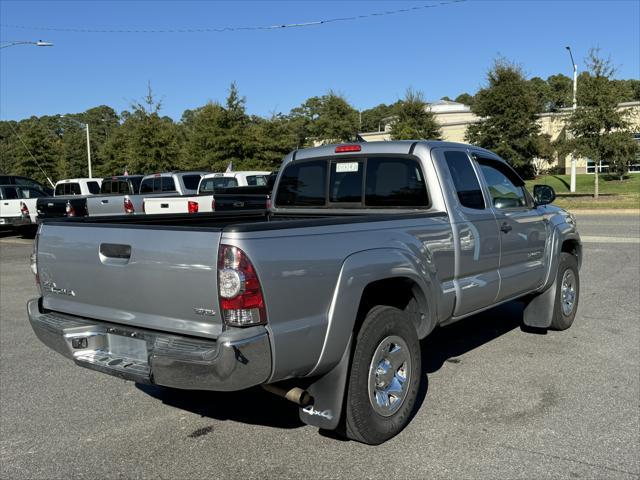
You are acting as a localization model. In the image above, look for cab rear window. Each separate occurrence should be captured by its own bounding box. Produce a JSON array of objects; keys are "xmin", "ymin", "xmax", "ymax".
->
[
  {"xmin": 275, "ymin": 156, "xmax": 428, "ymax": 208},
  {"xmin": 55, "ymin": 183, "xmax": 81, "ymax": 195},
  {"xmin": 140, "ymin": 176, "xmax": 176, "ymax": 194}
]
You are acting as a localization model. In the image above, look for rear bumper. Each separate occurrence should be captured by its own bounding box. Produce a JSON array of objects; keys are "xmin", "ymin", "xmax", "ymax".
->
[
  {"xmin": 0, "ymin": 216, "xmax": 31, "ymax": 228},
  {"xmin": 27, "ymin": 298, "xmax": 272, "ymax": 391}
]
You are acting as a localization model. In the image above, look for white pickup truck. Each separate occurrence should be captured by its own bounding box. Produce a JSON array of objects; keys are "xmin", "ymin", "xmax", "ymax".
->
[
  {"xmin": 54, "ymin": 178, "xmax": 103, "ymax": 196},
  {"xmin": 143, "ymin": 171, "xmax": 271, "ymax": 215},
  {"xmin": 0, "ymin": 185, "xmax": 47, "ymax": 234}
]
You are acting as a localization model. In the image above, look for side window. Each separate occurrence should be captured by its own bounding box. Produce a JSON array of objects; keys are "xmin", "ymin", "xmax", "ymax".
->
[
  {"xmin": 477, "ymin": 159, "xmax": 527, "ymax": 209},
  {"xmin": 140, "ymin": 179, "xmax": 153, "ymax": 194},
  {"xmin": 276, "ymin": 160, "xmax": 327, "ymax": 207},
  {"xmin": 365, "ymin": 157, "xmax": 428, "ymax": 207},
  {"xmin": 444, "ymin": 151, "xmax": 485, "ymax": 209},
  {"xmin": 330, "ymin": 161, "xmax": 363, "ymax": 203},
  {"xmin": 21, "ymin": 188, "xmax": 45, "ymax": 198},
  {"xmin": 3, "ymin": 187, "xmax": 19, "ymax": 199},
  {"xmin": 87, "ymin": 181, "xmax": 100, "ymax": 194}
]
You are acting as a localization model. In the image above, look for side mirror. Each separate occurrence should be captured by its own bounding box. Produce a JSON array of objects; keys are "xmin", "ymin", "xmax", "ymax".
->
[{"xmin": 533, "ymin": 184, "xmax": 556, "ymax": 206}]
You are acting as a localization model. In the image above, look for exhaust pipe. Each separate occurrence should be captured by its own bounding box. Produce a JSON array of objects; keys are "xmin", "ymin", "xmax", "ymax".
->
[{"xmin": 262, "ymin": 384, "xmax": 313, "ymax": 406}]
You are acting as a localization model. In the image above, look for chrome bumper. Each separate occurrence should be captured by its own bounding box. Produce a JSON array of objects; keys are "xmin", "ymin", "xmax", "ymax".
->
[{"xmin": 27, "ymin": 298, "xmax": 272, "ymax": 391}]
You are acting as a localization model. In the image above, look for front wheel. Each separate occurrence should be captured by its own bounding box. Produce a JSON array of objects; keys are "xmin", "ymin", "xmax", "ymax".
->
[
  {"xmin": 345, "ymin": 306, "xmax": 421, "ymax": 445},
  {"xmin": 550, "ymin": 252, "xmax": 580, "ymax": 330}
]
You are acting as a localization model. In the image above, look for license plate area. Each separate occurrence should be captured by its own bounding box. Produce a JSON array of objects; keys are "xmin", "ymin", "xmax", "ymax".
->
[{"xmin": 63, "ymin": 326, "xmax": 151, "ymax": 380}]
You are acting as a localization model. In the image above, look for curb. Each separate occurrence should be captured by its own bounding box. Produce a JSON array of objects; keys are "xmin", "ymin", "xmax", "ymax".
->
[{"xmin": 568, "ymin": 209, "xmax": 640, "ymax": 215}]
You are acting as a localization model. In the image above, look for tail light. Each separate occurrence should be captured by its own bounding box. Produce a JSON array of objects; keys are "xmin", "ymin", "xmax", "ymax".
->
[
  {"xmin": 218, "ymin": 245, "xmax": 266, "ymax": 327},
  {"xmin": 266, "ymin": 197, "xmax": 271, "ymax": 210},
  {"xmin": 20, "ymin": 201, "xmax": 30, "ymax": 217},
  {"xmin": 65, "ymin": 202, "xmax": 76, "ymax": 217},
  {"xmin": 188, "ymin": 201, "xmax": 199, "ymax": 214},
  {"xmin": 124, "ymin": 198, "xmax": 135, "ymax": 214},
  {"xmin": 211, "ymin": 198, "xmax": 216, "ymax": 212}
]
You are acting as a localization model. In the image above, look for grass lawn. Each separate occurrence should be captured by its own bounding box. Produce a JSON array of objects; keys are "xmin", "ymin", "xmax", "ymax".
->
[{"xmin": 525, "ymin": 174, "xmax": 640, "ymax": 210}]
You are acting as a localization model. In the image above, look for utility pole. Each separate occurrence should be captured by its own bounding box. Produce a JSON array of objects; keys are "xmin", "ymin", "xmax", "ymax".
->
[{"xmin": 566, "ymin": 46, "xmax": 578, "ymax": 193}]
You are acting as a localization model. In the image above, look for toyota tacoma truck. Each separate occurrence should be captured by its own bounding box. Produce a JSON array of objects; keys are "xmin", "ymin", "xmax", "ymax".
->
[{"xmin": 27, "ymin": 141, "xmax": 581, "ymax": 444}]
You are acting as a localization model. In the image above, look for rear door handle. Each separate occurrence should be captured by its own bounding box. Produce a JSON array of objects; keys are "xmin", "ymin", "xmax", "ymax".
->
[{"xmin": 500, "ymin": 222, "xmax": 512, "ymax": 233}]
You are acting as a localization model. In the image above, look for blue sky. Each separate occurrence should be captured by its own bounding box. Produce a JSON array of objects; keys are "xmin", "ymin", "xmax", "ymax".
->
[{"xmin": 1, "ymin": 0, "xmax": 638, "ymax": 121}]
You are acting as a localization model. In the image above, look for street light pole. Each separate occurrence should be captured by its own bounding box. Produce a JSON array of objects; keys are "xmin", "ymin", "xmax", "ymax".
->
[
  {"xmin": 0, "ymin": 40, "xmax": 54, "ymax": 50},
  {"xmin": 85, "ymin": 123, "xmax": 92, "ymax": 178},
  {"xmin": 566, "ymin": 46, "xmax": 578, "ymax": 193},
  {"xmin": 61, "ymin": 116, "xmax": 92, "ymax": 178}
]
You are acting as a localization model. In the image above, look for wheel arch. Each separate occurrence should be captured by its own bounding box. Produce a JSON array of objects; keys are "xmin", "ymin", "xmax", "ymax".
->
[{"xmin": 305, "ymin": 247, "xmax": 438, "ymax": 378}]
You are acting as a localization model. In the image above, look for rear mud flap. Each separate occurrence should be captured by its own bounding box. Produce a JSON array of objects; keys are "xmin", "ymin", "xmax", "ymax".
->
[{"xmin": 299, "ymin": 337, "xmax": 352, "ymax": 430}]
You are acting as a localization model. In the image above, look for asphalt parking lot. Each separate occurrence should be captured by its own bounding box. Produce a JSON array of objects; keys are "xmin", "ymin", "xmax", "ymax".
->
[{"xmin": 1, "ymin": 212, "xmax": 638, "ymax": 479}]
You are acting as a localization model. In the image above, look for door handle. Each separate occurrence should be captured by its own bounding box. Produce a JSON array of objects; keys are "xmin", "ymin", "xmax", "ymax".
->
[
  {"xmin": 100, "ymin": 243, "xmax": 131, "ymax": 263},
  {"xmin": 500, "ymin": 222, "xmax": 512, "ymax": 233}
]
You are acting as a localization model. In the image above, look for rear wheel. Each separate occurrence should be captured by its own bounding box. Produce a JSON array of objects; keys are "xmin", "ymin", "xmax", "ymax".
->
[
  {"xmin": 550, "ymin": 252, "xmax": 580, "ymax": 330},
  {"xmin": 345, "ymin": 306, "xmax": 421, "ymax": 445}
]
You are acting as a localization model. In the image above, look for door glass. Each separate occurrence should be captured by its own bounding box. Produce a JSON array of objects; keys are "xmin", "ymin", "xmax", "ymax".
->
[
  {"xmin": 477, "ymin": 160, "xmax": 527, "ymax": 209},
  {"xmin": 444, "ymin": 151, "xmax": 485, "ymax": 209}
]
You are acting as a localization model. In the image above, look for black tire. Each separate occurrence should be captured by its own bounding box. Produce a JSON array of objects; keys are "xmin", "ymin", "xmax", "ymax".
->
[
  {"xmin": 18, "ymin": 225, "xmax": 37, "ymax": 239},
  {"xmin": 550, "ymin": 252, "xmax": 580, "ymax": 330},
  {"xmin": 345, "ymin": 306, "xmax": 421, "ymax": 445}
]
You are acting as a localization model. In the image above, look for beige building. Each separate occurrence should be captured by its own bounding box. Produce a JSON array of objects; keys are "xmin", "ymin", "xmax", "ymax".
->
[{"xmin": 358, "ymin": 100, "xmax": 640, "ymax": 174}]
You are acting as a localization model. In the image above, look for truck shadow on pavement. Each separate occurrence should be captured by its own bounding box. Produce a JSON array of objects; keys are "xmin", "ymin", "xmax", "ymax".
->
[{"xmin": 137, "ymin": 300, "xmax": 527, "ymax": 431}]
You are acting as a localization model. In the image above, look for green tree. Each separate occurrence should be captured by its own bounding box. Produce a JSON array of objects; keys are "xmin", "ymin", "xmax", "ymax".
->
[
  {"xmin": 360, "ymin": 102, "xmax": 397, "ymax": 132},
  {"xmin": 390, "ymin": 88, "xmax": 441, "ymax": 141},
  {"xmin": 546, "ymin": 74, "xmax": 573, "ymax": 111},
  {"xmin": 245, "ymin": 114, "xmax": 298, "ymax": 170},
  {"xmin": 454, "ymin": 92, "xmax": 475, "ymax": 107},
  {"xmin": 529, "ymin": 76, "xmax": 552, "ymax": 112},
  {"xmin": 291, "ymin": 92, "xmax": 359, "ymax": 145},
  {"xmin": 466, "ymin": 58, "xmax": 541, "ymax": 176},
  {"xmin": 180, "ymin": 82, "xmax": 251, "ymax": 171},
  {"xmin": 100, "ymin": 84, "xmax": 182, "ymax": 175},
  {"xmin": 567, "ymin": 49, "xmax": 639, "ymax": 194},
  {"xmin": 0, "ymin": 118, "xmax": 59, "ymax": 185}
]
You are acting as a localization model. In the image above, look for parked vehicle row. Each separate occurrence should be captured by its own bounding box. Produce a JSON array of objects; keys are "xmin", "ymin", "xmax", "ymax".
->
[
  {"xmin": 27, "ymin": 140, "xmax": 581, "ymax": 445},
  {"xmin": 143, "ymin": 172, "xmax": 272, "ymax": 214},
  {"xmin": 35, "ymin": 171, "xmax": 271, "ymax": 220}
]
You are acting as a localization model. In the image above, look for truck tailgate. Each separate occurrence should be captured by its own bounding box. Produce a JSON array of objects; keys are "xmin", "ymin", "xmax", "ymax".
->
[{"xmin": 37, "ymin": 224, "xmax": 223, "ymax": 338}]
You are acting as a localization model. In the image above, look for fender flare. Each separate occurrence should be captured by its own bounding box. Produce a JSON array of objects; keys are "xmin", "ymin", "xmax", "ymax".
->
[{"xmin": 306, "ymin": 247, "xmax": 439, "ymax": 378}]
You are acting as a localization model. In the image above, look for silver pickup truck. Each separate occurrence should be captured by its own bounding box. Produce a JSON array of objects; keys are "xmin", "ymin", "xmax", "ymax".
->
[{"xmin": 27, "ymin": 141, "xmax": 581, "ymax": 444}]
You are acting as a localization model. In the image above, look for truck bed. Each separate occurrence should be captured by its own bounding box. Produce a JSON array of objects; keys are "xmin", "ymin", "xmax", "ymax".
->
[{"xmin": 40, "ymin": 209, "xmax": 445, "ymax": 231}]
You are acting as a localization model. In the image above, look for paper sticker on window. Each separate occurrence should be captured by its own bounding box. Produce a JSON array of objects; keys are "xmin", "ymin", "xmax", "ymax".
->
[{"xmin": 335, "ymin": 162, "xmax": 359, "ymax": 173}]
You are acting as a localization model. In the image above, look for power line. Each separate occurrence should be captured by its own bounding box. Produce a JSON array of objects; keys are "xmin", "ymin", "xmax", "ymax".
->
[
  {"xmin": 0, "ymin": 1, "xmax": 466, "ymax": 34},
  {"xmin": 6, "ymin": 122, "xmax": 55, "ymax": 187}
]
